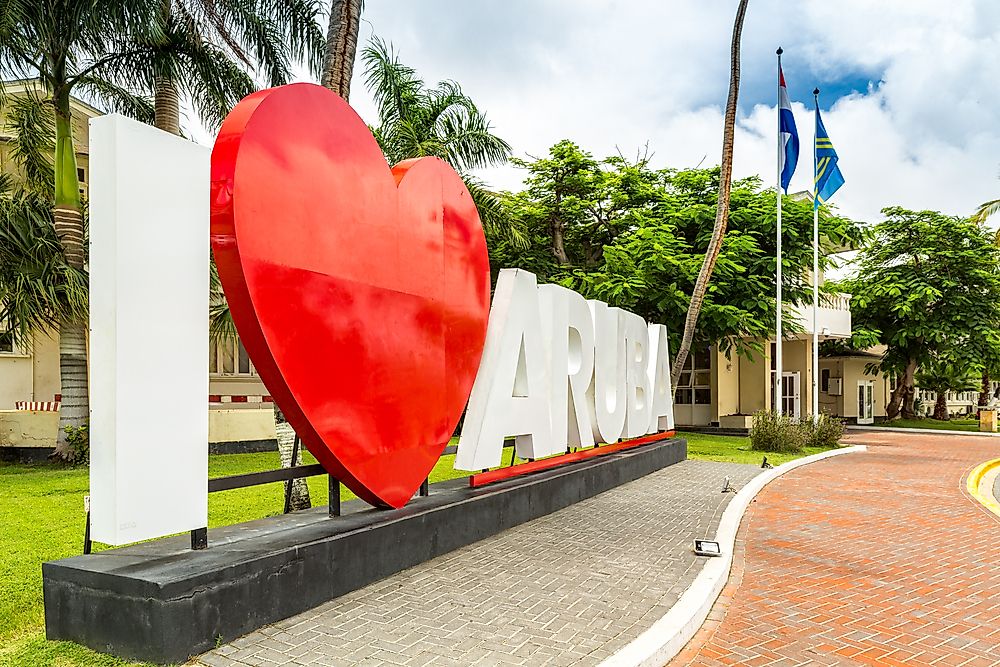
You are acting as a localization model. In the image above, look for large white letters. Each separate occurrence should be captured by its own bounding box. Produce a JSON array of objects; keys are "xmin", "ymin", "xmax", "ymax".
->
[
  {"xmin": 456, "ymin": 269, "xmax": 554, "ymax": 471},
  {"xmin": 455, "ymin": 270, "xmax": 675, "ymax": 471},
  {"xmin": 646, "ymin": 324, "xmax": 675, "ymax": 433},
  {"xmin": 539, "ymin": 284, "xmax": 595, "ymax": 451},
  {"xmin": 622, "ymin": 310, "xmax": 651, "ymax": 438},
  {"xmin": 588, "ymin": 301, "xmax": 627, "ymax": 444}
]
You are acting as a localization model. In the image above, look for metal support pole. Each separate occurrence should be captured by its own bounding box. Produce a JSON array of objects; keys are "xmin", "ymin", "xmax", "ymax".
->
[
  {"xmin": 775, "ymin": 48, "xmax": 784, "ymax": 415},
  {"xmin": 191, "ymin": 527, "xmax": 208, "ymax": 550},
  {"xmin": 83, "ymin": 511, "xmax": 92, "ymax": 555},
  {"xmin": 283, "ymin": 434, "xmax": 301, "ymax": 514},
  {"xmin": 328, "ymin": 475, "xmax": 341, "ymax": 517},
  {"xmin": 419, "ymin": 478, "xmax": 429, "ymax": 497}
]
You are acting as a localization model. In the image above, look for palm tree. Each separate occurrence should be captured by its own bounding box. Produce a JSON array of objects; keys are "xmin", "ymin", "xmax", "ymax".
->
[
  {"xmin": 321, "ymin": 0, "xmax": 363, "ymax": 100},
  {"xmin": 916, "ymin": 359, "xmax": 981, "ymax": 421},
  {"xmin": 0, "ymin": 0, "xmax": 163, "ymax": 454},
  {"xmin": 121, "ymin": 0, "xmax": 326, "ymax": 135},
  {"xmin": 361, "ymin": 38, "xmax": 524, "ymax": 245},
  {"xmin": 670, "ymin": 0, "xmax": 750, "ymax": 390},
  {"xmin": 0, "ymin": 96, "xmax": 89, "ymax": 430}
]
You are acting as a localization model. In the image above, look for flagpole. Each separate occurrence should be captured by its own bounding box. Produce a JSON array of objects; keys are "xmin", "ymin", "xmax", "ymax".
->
[
  {"xmin": 774, "ymin": 48, "xmax": 783, "ymax": 416},
  {"xmin": 812, "ymin": 88, "xmax": 821, "ymax": 422}
]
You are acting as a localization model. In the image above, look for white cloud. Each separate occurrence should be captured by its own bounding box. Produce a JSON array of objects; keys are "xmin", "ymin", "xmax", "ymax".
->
[{"xmin": 190, "ymin": 1, "xmax": 1000, "ymax": 228}]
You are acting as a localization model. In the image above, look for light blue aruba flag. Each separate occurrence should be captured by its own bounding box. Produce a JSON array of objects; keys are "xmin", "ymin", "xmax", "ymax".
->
[{"xmin": 814, "ymin": 106, "xmax": 845, "ymax": 209}]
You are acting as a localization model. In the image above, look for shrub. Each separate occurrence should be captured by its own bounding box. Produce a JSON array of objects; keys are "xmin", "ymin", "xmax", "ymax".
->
[
  {"xmin": 749, "ymin": 410, "xmax": 807, "ymax": 453},
  {"xmin": 63, "ymin": 425, "xmax": 89, "ymax": 465},
  {"xmin": 804, "ymin": 414, "xmax": 845, "ymax": 449}
]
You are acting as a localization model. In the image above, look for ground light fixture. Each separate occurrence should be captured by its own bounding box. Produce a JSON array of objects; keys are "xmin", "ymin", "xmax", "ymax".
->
[{"xmin": 694, "ymin": 539, "xmax": 723, "ymax": 557}]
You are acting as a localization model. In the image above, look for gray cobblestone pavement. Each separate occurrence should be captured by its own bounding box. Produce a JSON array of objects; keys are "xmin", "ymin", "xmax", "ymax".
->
[{"xmin": 192, "ymin": 458, "xmax": 761, "ymax": 667}]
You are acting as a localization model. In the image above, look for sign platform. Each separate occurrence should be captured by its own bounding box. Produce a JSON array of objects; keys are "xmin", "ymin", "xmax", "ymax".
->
[{"xmin": 43, "ymin": 437, "xmax": 685, "ymax": 664}]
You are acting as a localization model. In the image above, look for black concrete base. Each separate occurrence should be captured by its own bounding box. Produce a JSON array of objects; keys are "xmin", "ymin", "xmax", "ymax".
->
[
  {"xmin": 0, "ymin": 445, "xmax": 55, "ymax": 463},
  {"xmin": 43, "ymin": 437, "xmax": 686, "ymax": 664}
]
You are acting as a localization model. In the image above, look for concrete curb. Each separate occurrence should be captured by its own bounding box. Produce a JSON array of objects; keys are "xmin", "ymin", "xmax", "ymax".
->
[
  {"xmin": 599, "ymin": 444, "xmax": 868, "ymax": 667},
  {"xmin": 848, "ymin": 425, "xmax": 1000, "ymax": 437},
  {"xmin": 965, "ymin": 458, "xmax": 1000, "ymax": 518}
]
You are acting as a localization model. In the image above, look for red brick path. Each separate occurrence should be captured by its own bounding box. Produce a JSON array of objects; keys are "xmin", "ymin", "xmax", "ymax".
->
[{"xmin": 671, "ymin": 431, "xmax": 1000, "ymax": 667}]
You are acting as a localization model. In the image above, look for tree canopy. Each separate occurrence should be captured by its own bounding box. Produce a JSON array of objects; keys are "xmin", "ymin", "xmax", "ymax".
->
[
  {"xmin": 839, "ymin": 207, "xmax": 1000, "ymax": 418},
  {"xmin": 490, "ymin": 140, "xmax": 864, "ymax": 358}
]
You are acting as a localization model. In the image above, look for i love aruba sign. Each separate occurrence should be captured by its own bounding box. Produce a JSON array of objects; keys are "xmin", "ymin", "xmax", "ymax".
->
[{"xmin": 89, "ymin": 84, "xmax": 675, "ymax": 544}]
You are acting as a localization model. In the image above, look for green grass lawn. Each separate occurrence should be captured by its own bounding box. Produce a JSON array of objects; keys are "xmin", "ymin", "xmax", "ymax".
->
[
  {"xmin": 680, "ymin": 430, "xmax": 838, "ymax": 466},
  {"xmin": 870, "ymin": 417, "xmax": 981, "ymax": 432},
  {"xmin": 0, "ymin": 431, "xmax": 814, "ymax": 666},
  {"xmin": 0, "ymin": 449, "xmax": 468, "ymax": 667}
]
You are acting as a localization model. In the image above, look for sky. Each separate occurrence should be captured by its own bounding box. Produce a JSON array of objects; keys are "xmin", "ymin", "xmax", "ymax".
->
[{"xmin": 191, "ymin": 0, "xmax": 1000, "ymax": 228}]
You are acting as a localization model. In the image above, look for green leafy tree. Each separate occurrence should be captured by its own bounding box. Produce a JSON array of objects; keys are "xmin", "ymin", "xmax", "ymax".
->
[
  {"xmin": 842, "ymin": 207, "xmax": 1000, "ymax": 420},
  {"xmin": 498, "ymin": 145, "xmax": 862, "ymax": 360},
  {"xmin": 915, "ymin": 357, "xmax": 981, "ymax": 421},
  {"xmin": 565, "ymin": 170, "xmax": 861, "ymax": 359},
  {"xmin": 506, "ymin": 141, "xmax": 658, "ymax": 268}
]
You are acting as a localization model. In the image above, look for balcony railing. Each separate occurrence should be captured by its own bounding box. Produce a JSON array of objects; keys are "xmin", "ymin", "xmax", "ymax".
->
[{"xmin": 789, "ymin": 292, "xmax": 852, "ymax": 339}]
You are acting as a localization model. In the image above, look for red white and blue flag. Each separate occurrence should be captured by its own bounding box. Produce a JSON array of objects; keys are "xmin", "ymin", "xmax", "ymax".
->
[{"xmin": 778, "ymin": 66, "xmax": 799, "ymax": 193}]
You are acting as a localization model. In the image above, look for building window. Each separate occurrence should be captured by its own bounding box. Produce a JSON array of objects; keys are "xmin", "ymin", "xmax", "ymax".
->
[
  {"xmin": 675, "ymin": 345, "xmax": 711, "ymax": 405},
  {"xmin": 77, "ymin": 167, "xmax": 86, "ymax": 182},
  {"xmin": 821, "ymin": 368, "xmax": 830, "ymax": 392},
  {"xmin": 209, "ymin": 337, "xmax": 256, "ymax": 376},
  {"xmin": 0, "ymin": 330, "xmax": 15, "ymax": 354}
]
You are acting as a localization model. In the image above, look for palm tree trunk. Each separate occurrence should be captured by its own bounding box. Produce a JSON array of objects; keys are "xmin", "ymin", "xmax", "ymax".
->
[
  {"xmin": 321, "ymin": 0, "xmax": 363, "ymax": 101},
  {"xmin": 932, "ymin": 392, "xmax": 948, "ymax": 421},
  {"xmin": 275, "ymin": 415, "xmax": 311, "ymax": 511},
  {"xmin": 52, "ymin": 101, "xmax": 85, "ymax": 268},
  {"xmin": 670, "ymin": 0, "xmax": 749, "ymax": 389},
  {"xmin": 154, "ymin": 76, "xmax": 182, "ymax": 135},
  {"xmin": 979, "ymin": 370, "xmax": 990, "ymax": 407},
  {"xmin": 55, "ymin": 322, "xmax": 89, "ymax": 455},
  {"xmin": 51, "ymin": 90, "xmax": 89, "ymax": 458}
]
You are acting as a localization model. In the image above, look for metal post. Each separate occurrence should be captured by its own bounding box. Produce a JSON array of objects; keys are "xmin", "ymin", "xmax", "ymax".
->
[
  {"xmin": 419, "ymin": 478, "xmax": 429, "ymax": 497},
  {"xmin": 191, "ymin": 527, "xmax": 208, "ymax": 550},
  {"xmin": 83, "ymin": 511, "xmax": 92, "ymax": 555},
  {"xmin": 775, "ymin": 48, "xmax": 784, "ymax": 416},
  {"xmin": 328, "ymin": 475, "xmax": 341, "ymax": 517},
  {"xmin": 283, "ymin": 434, "xmax": 301, "ymax": 514}
]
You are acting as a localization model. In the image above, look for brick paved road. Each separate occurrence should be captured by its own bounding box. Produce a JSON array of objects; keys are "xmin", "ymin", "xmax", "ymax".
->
[
  {"xmin": 193, "ymin": 459, "xmax": 760, "ymax": 667},
  {"xmin": 673, "ymin": 431, "xmax": 1000, "ymax": 667}
]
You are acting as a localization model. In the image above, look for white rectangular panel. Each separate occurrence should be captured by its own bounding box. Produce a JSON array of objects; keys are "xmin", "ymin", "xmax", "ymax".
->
[{"xmin": 89, "ymin": 115, "xmax": 209, "ymax": 545}]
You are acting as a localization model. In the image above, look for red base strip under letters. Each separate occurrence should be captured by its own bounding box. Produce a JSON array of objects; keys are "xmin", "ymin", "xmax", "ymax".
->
[{"xmin": 468, "ymin": 430, "xmax": 677, "ymax": 488}]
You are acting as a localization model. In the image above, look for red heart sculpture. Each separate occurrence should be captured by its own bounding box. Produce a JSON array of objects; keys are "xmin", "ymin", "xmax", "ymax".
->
[{"xmin": 210, "ymin": 83, "xmax": 490, "ymax": 508}]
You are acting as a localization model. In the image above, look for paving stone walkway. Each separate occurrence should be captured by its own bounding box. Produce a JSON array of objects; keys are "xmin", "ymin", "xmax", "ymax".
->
[
  {"xmin": 192, "ymin": 458, "xmax": 761, "ymax": 667},
  {"xmin": 673, "ymin": 430, "xmax": 1000, "ymax": 667}
]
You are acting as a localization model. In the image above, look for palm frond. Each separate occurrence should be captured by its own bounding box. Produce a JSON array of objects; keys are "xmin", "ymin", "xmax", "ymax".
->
[
  {"xmin": 972, "ymin": 198, "xmax": 1000, "ymax": 224},
  {"xmin": 209, "ymin": 257, "xmax": 237, "ymax": 342},
  {"xmin": 464, "ymin": 175, "xmax": 528, "ymax": 250},
  {"xmin": 0, "ymin": 187, "xmax": 88, "ymax": 346},
  {"xmin": 362, "ymin": 36, "xmax": 422, "ymax": 126},
  {"xmin": 3, "ymin": 91, "xmax": 55, "ymax": 195},
  {"xmin": 75, "ymin": 76, "xmax": 155, "ymax": 123}
]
